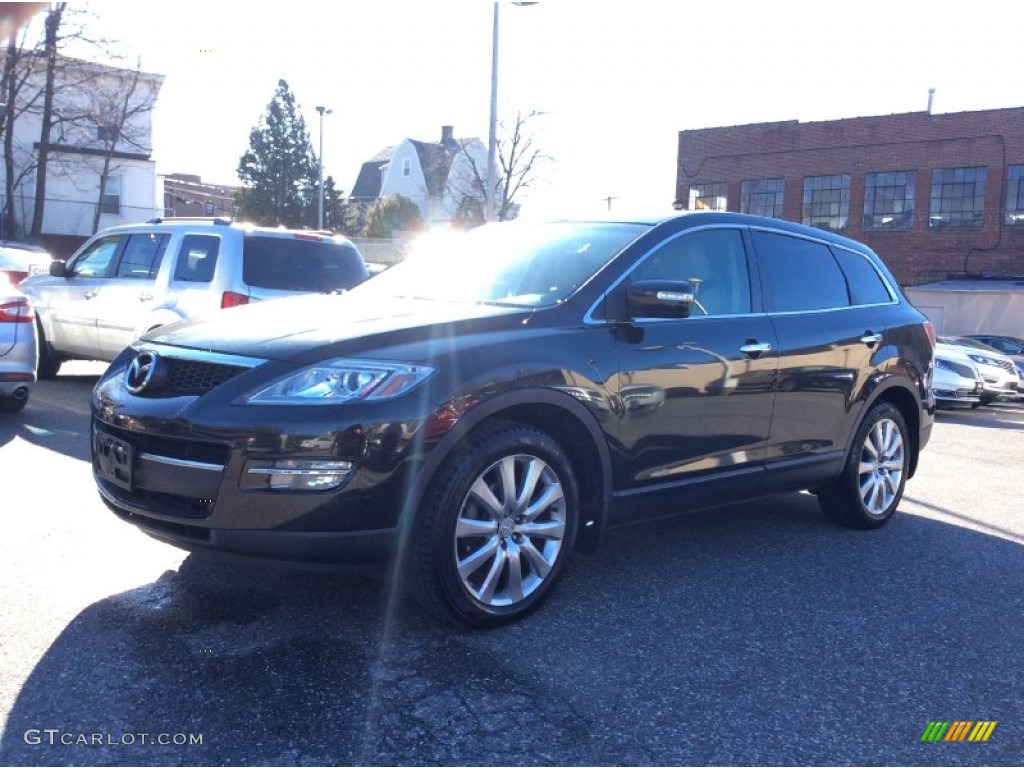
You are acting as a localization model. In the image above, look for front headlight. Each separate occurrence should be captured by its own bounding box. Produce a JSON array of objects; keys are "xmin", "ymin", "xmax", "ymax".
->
[
  {"xmin": 244, "ymin": 359, "xmax": 434, "ymax": 404},
  {"xmin": 967, "ymin": 354, "xmax": 993, "ymax": 365}
]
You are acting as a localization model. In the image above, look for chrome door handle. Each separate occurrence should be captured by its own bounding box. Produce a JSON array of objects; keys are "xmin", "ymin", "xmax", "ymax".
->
[
  {"xmin": 861, "ymin": 332, "xmax": 883, "ymax": 346},
  {"xmin": 83, "ymin": 290, "xmax": 98, "ymax": 299},
  {"xmin": 138, "ymin": 293, "xmax": 154, "ymax": 301},
  {"xmin": 739, "ymin": 342, "xmax": 772, "ymax": 357}
]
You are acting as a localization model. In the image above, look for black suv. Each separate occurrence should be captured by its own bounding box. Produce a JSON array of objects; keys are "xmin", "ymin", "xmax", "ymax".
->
[{"xmin": 92, "ymin": 212, "xmax": 936, "ymax": 626}]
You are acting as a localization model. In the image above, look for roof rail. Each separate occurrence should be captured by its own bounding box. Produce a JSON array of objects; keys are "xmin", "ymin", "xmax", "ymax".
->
[{"xmin": 146, "ymin": 216, "xmax": 233, "ymax": 226}]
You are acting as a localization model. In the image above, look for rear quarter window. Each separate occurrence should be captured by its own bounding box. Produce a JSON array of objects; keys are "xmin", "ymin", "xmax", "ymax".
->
[
  {"xmin": 752, "ymin": 230, "xmax": 850, "ymax": 312},
  {"xmin": 243, "ymin": 237, "xmax": 369, "ymax": 292},
  {"xmin": 173, "ymin": 235, "xmax": 221, "ymax": 283},
  {"xmin": 832, "ymin": 248, "xmax": 893, "ymax": 305}
]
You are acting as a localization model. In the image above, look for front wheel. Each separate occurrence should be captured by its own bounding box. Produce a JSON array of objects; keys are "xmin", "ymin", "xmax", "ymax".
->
[
  {"xmin": 35, "ymin": 321, "xmax": 62, "ymax": 379},
  {"xmin": 410, "ymin": 422, "xmax": 579, "ymax": 627},
  {"xmin": 818, "ymin": 402, "xmax": 910, "ymax": 529}
]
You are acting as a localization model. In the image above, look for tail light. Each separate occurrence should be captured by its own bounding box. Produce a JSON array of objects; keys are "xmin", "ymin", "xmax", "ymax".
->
[
  {"xmin": 923, "ymin": 320, "xmax": 936, "ymax": 349},
  {"xmin": 0, "ymin": 299, "xmax": 34, "ymax": 323},
  {"xmin": 221, "ymin": 291, "xmax": 249, "ymax": 309}
]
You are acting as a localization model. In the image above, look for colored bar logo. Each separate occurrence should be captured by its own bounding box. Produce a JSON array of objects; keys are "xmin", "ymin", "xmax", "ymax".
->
[{"xmin": 921, "ymin": 721, "xmax": 997, "ymax": 742}]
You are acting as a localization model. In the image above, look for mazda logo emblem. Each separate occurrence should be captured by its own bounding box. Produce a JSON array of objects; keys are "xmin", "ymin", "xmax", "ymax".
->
[{"xmin": 125, "ymin": 351, "xmax": 160, "ymax": 394}]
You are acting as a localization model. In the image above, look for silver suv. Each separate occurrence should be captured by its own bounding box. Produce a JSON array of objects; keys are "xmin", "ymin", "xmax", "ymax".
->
[{"xmin": 21, "ymin": 218, "xmax": 368, "ymax": 377}]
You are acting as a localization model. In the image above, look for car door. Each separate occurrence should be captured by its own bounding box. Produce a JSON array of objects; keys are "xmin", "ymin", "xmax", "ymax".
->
[
  {"xmin": 750, "ymin": 228, "xmax": 890, "ymax": 484},
  {"xmin": 92, "ymin": 233, "xmax": 171, "ymax": 358},
  {"xmin": 608, "ymin": 226, "xmax": 778, "ymax": 510},
  {"xmin": 48, "ymin": 235, "xmax": 125, "ymax": 357}
]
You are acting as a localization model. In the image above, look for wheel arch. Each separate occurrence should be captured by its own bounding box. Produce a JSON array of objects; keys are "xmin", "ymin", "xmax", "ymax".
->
[
  {"xmin": 856, "ymin": 380, "xmax": 923, "ymax": 478},
  {"xmin": 404, "ymin": 387, "xmax": 613, "ymax": 553}
]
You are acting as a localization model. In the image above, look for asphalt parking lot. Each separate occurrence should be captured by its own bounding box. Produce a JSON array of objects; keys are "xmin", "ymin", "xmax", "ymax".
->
[{"xmin": 0, "ymin": 363, "xmax": 1021, "ymax": 766}]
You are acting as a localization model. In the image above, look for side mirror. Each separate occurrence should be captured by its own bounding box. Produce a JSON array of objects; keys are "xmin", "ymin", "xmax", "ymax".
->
[
  {"xmin": 49, "ymin": 260, "xmax": 67, "ymax": 277},
  {"xmin": 626, "ymin": 279, "xmax": 695, "ymax": 319}
]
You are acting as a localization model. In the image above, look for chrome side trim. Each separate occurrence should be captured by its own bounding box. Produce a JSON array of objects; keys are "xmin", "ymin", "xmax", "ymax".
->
[{"xmin": 138, "ymin": 453, "xmax": 224, "ymax": 472}]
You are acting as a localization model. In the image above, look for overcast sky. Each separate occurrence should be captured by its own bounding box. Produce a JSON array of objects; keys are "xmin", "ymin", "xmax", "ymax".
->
[{"xmin": 58, "ymin": 0, "xmax": 1024, "ymax": 218}]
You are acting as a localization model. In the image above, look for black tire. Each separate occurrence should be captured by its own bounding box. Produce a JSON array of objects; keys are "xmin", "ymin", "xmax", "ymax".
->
[
  {"xmin": 35, "ymin": 321, "xmax": 61, "ymax": 379},
  {"xmin": 410, "ymin": 422, "xmax": 579, "ymax": 628},
  {"xmin": 0, "ymin": 394, "xmax": 28, "ymax": 413},
  {"xmin": 818, "ymin": 402, "xmax": 910, "ymax": 529}
]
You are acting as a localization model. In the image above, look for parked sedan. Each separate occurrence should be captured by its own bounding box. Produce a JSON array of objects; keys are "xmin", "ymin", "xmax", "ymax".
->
[
  {"xmin": 938, "ymin": 336, "xmax": 1020, "ymax": 404},
  {"xmin": 0, "ymin": 273, "xmax": 37, "ymax": 413},
  {"xmin": 964, "ymin": 334, "xmax": 1024, "ymax": 393},
  {"xmin": 932, "ymin": 353, "xmax": 983, "ymax": 408},
  {"xmin": 0, "ymin": 242, "xmax": 52, "ymax": 288}
]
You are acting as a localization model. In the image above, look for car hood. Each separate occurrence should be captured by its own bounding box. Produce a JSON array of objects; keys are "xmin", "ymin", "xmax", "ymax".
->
[{"xmin": 143, "ymin": 292, "xmax": 534, "ymax": 361}]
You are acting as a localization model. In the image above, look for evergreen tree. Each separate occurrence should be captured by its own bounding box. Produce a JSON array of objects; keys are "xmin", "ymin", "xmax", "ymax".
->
[
  {"xmin": 236, "ymin": 79, "xmax": 317, "ymax": 227},
  {"xmin": 363, "ymin": 195, "xmax": 424, "ymax": 239}
]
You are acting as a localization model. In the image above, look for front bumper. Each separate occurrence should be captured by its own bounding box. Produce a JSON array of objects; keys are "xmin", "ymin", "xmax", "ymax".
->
[{"xmin": 91, "ymin": 355, "xmax": 441, "ymax": 565}]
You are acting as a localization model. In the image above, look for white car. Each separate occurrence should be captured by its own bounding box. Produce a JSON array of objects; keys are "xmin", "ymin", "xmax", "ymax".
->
[
  {"xmin": 937, "ymin": 337, "xmax": 1020, "ymax": 406},
  {"xmin": 932, "ymin": 352, "xmax": 983, "ymax": 408},
  {"xmin": 0, "ymin": 273, "xmax": 37, "ymax": 413}
]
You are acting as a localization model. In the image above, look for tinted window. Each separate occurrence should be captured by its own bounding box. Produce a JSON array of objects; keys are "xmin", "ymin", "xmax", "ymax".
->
[
  {"xmin": 832, "ymin": 248, "xmax": 893, "ymax": 305},
  {"xmin": 243, "ymin": 237, "xmax": 369, "ymax": 292},
  {"xmin": 115, "ymin": 233, "xmax": 170, "ymax": 279},
  {"xmin": 632, "ymin": 228, "xmax": 751, "ymax": 315},
  {"xmin": 173, "ymin": 235, "xmax": 220, "ymax": 283},
  {"xmin": 70, "ymin": 237, "xmax": 122, "ymax": 277},
  {"xmin": 752, "ymin": 231, "xmax": 850, "ymax": 312}
]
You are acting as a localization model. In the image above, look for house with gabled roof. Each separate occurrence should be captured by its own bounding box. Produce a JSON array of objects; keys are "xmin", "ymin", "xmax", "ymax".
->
[{"xmin": 351, "ymin": 125, "xmax": 492, "ymax": 226}]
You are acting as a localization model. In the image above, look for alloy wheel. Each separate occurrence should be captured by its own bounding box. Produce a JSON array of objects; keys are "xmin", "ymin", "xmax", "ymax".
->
[
  {"xmin": 453, "ymin": 453, "xmax": 567, "ymax": 607},
  {"xmin": 857, "ymin": 417, "xmax": 905, "ymax": 516}
]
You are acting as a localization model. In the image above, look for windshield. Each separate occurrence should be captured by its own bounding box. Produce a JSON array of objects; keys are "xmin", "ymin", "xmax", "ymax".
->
[{"xmin": 358, "ymin": 221, "xmax": 647, "ymax": 307}]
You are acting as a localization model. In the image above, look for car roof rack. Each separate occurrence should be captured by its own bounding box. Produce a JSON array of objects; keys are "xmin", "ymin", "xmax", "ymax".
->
[{"xmin": 146, "ymin": 216, "xmax": 234, "ymax": 226}]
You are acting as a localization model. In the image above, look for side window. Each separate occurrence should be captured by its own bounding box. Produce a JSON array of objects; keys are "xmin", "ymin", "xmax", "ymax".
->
[
  {"xmin": 832, "ymin": 248, "xmax": 893, "ymax": 305},
  {"xmin": 631, "ymin": 228, "xmax": 752, "ymax": 315},
  {"xmin": 752, "ymin": 231, "xmax": 850, "ymax": 312},
  {"xmin": 68, "ymin": 236, "xmax": 122, "ymax": 278},
  {"xmin": 115, "ymin": 233, "xmax": 170, "ymax": 279},
  {"xmin": 173, "ymin": 235, "xmax": 221, "ymax": 283}
]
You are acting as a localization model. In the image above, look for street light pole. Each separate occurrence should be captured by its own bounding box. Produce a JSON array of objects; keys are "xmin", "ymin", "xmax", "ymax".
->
[
  {"xmin": 316, "ymin": 105, "xmax": 332, "ymax": 230},
  {"xmin": 485, "ymin": 2, "xmax": 499, "ymax": 222}
]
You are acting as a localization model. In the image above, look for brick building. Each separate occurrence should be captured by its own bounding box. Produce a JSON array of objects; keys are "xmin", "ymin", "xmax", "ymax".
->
[
  {"xmin": 675, "ymin": 107, "xmax": 1024, "ymax": 286},
  {"xmin": 161, "ymin": 173, "xmax": 238, "ymax": 219}
]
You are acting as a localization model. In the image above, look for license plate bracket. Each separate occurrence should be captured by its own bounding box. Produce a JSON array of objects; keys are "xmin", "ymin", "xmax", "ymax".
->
[{"xmin": 95, "ymin": 432, "xmax": 134, "ymax": 491}]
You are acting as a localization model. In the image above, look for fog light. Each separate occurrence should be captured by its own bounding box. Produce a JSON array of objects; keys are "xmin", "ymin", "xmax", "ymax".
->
[{"xmin": 242, "ymin": 459, "xmax": 353, "ymax": 491}]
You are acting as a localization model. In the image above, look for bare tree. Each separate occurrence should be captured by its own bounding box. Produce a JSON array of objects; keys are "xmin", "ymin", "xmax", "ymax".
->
[
  {"xmin": 0, "ymin": 2, "xmax": 125, "ymax": 240},
  {"xmin": 28, "ymin": 1, "xmax": 62, "ymax": 239},
  {"xmin": 451, "ymin": 110, "xmax": 551, "ymax": 223},
  {"xmin": 2, "ymin": 29, "xmax": 36, "ymax": 238},
  {"xmin": 72, "ymin": 60, "xmax": 157, "ymax": 233}
]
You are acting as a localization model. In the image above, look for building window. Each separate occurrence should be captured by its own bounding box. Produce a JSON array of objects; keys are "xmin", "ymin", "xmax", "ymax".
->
[
  {"xmin": 402, "ymin": 158, "xmax": 411, "ymax": 177},
  {"xmin": 100, "ymin": 176, "xmax": 121, "ymax": 215},
  {"xmin": 1005, "ymin": 165, "xmax": 1024, "ymax": 225},
  {"xmin": 686, "ymin": 182, "xmax": 727, "ymax": 211},
  {"xmin": 802, "ymin": 174, "xmax": 851, "ymax": 231},
  {"xmin": 741, "ymin": 179, "xmax": 784, "ymax": 218},
  {"xmin": 97, "ymin": 124, "xmax": 117, "ymax": 142},
  {"xmin": 863, "ymin": 171, "xmax": 916, "ymax": 231},
  {"xmin": 929, "ymin": 166, "xmax": 986, "ymax": 228}
]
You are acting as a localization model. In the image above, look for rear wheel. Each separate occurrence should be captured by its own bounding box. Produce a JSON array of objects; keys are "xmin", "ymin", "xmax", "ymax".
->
[
  {"xmin": 0, "ymin": 393, "xmax": 28, "ymax": 413},
  {"xmin": 818, "ymin": 402, "xmax": 909, "ymax": 529},
  {"xmin": 410, "ymin": 422, "xmax": 579, "ymax": 627}
]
